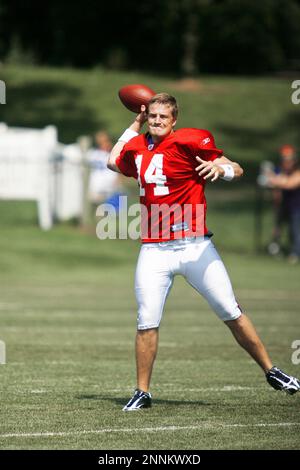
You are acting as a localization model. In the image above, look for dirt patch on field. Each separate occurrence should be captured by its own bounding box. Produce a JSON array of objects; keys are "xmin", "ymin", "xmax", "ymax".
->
[
  {"xmin": 167, "ymin": 78, "xmax": 203, "ymax": 92},
  {"xmin": 167, "ymin": 77, "xmax": 229, "ymax": 94}
]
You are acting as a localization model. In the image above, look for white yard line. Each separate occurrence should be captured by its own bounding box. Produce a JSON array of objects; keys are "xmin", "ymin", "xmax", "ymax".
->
[
  {"xmin": 0, "ymin": 423, "xmax": 299, "ymax": 439},
  {"xmin": 108, "ymin": 386, "xmax": 258, "ymax": 392},
  {"xmin": 4, "ymin": 385, "xmax": 260, "ymax": 393}
]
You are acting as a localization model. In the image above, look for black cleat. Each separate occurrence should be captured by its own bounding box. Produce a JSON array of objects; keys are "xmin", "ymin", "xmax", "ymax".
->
[
  {"xmin": 266, "ymin": 366, "xmax": 300, "ymax": 395},
  {"xmin": 123, "ymin": 389, "xmax": 152, "ymax": 411}
]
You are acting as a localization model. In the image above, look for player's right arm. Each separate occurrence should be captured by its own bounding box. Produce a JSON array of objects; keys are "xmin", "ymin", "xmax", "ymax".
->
[
  {"xmin": 107, "ymin": 106, "xmax": 147, "ymax": 173},
  {"xmin": 107, "ymin": 141, "xmax": 127, "ymax": 173}
]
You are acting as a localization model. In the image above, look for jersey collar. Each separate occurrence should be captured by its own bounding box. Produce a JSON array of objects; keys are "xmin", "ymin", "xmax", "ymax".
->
[{"xmin": 145, "ymin": 131, "xmax": 175, "ymax": 150}]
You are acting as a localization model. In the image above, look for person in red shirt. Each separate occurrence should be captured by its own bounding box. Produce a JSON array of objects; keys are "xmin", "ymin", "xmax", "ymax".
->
[{"xmin": 108, "ymin": 93, "xmax": 300, "ymax": 410}]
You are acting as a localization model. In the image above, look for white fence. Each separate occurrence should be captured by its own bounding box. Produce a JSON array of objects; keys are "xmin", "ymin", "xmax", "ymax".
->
[{"xmin": 0, "ymin": 123, "xmax": 84, "ymax": 229}]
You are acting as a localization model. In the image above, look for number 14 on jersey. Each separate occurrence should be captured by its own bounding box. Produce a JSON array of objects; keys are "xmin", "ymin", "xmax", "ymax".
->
[{"xmin": 135, "ymin": 154, "xmax": 169, "ymax": 196}]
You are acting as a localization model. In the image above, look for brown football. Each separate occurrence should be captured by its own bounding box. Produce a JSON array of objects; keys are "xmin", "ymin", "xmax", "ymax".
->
[{"xmin": 118, "ymin": 84, "xmax": 156, "ymax": 113}]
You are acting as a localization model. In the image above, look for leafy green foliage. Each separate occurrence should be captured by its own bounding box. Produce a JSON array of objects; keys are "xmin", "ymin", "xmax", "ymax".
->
[{"xmin": 1, "ymin": 0, "xmax": 300, "ymax": 73}]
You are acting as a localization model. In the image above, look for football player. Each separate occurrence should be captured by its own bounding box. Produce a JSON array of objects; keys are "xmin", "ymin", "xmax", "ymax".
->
[{"xmin": 108, "ymin": 93, "xmax": 300, "ymax": 411}]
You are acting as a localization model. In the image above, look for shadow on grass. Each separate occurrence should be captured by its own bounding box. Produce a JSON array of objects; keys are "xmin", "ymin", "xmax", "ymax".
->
[
  {"xmin": 1, "ymin": 80, "xmax": 103, "ymax": 142},
  {"xmin": 218, "ymin": 110, "xmax": 300, "ymax": 148},
  {"xmin": 216, "ymin": 109, "xmax": 300, "ymax": 182},
  {"xmin": 76, "ymin": 394, "xmax": 211, "ymax": 407}
]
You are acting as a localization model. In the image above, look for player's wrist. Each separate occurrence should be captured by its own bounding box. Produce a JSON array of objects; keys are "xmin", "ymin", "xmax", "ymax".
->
[
  {"xmin": 131, "ymin": 117, "xmax": 145, "ymax": 132},
  {"xmin": 118, "ymin": 128, "xmax": 139, "ymax": 143},
  {"xmin": 219, "ymin": 164, "xmax": 234, "ymax": 181}
]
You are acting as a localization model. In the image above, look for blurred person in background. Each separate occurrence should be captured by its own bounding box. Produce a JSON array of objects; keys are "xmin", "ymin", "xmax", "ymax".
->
[
  {"xmin": 266, "ymin": 145, "xmax": 300, "ymax": 264},
  {"xmin": 88, "ymin": 131, "xmax": 124, "ymax": 211}
]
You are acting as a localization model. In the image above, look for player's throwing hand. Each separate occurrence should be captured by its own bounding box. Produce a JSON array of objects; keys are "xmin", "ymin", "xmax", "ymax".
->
[{"xmin": 135, "ymin": 105, "xmax": 148, "ymax": 126}]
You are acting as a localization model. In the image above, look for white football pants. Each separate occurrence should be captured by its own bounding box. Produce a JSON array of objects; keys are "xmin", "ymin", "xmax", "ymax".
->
[{"xmin": 135, "ymin": 238, "xmax": 242, "ymax": 330}]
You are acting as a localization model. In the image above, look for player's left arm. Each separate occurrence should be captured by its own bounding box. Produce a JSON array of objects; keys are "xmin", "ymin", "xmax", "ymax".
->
[{"xmin": 195, "ymin": 155, "xmax": 244, "ymax": 182}]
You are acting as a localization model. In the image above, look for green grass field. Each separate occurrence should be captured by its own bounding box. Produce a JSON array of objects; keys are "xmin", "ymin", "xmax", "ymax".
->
[
  {"xmin": 0, "ymin": 202, "xmax": 299, "ymax": 450},
  {"xmin": 0, "ymin": 66, "xmax": 300, "ymax": 449}
]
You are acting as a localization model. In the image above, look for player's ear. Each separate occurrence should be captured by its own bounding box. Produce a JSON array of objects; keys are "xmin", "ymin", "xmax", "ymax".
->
[{"xmin": 172, "ymin": 119, "xmax": 177, "ymax": 128}]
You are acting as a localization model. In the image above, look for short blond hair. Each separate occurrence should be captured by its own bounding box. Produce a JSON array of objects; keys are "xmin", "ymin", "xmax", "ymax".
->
[{"xmin": 148, "ymin": 93, "xmax": 178, "ymax": 119}]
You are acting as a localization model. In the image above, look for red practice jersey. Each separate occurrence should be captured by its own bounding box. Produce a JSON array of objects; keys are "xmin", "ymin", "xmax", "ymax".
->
[{"xmin": 116, "ymin": 128, "xmax": 223, "ymax": 242}]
